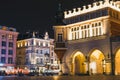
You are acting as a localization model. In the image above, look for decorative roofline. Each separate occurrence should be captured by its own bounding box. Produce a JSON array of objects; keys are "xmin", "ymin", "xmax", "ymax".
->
[
  {"xmin": 0, "ymin": 26, "xmax": 16, "ymax": 32},
  {"xmin": 64, "ymin": 0, "xmax": 120, "ymax": 18}
]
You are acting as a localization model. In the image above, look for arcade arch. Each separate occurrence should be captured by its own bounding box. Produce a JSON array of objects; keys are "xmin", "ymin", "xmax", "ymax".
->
[
  {"xmin": 89, "ymin": 49, "xmax": 105, "ymax": 75},
  {"xmin": 71, "ymin": 51, "xmax": 86, "ymax": 75},
  {"xmin": 115, "ymin": 49, "xmax": 120, "ymax": 75}
]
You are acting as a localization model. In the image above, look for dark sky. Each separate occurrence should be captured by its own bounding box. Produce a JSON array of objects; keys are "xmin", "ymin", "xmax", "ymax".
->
[{"xmin": 0, "ymin": 0, "xmax": 95, "ymax": 38}]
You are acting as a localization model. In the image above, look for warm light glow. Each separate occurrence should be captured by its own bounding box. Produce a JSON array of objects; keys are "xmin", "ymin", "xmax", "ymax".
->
[
  {"xmin": 71, "ymin": 51, "xmax": 86, "ymax": 74},
  {"xmin": 90, "ymin": 62, "xmax": 96, "ymax": 74},
  {"xmin": 17, "ymin": 44, "xmax": 20, "ymax": 47},
  {"xmin": 67, "ymin": 21, "xmax": 104, "ymax": 40},
  {"xmin": 90, "ymin": 50, "xmax": 104, "ymax": 59},
  {"xmin": 25, "ymin": 41, "xmax": 27, "ymax": 46},
  {"xmin": 72, "ymin": 51, "xmax": 84, "ymax": 63},
  {"xmin": 90, "ymin": 49, "xmax": 105, "ymax": 74},
  {"xmin": 43, "ymin": 42, "xmax": 45, "ymax": 46},
  {"xmin": 115, "ymin": 49, "xmax": 120, "ymax": 75},
  {"xmin": 21, "ymin": 42, "xmax": 23, "ymax": 47},
  {"xmin": 53, "ymin": 76, "xmax": 59, "ymax": 80}
]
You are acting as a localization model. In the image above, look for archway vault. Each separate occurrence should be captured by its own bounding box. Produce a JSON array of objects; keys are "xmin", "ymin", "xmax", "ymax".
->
[
  {"xmin": 71, "ymin": 51, "xmax": 86, "ymax": 75},
  {"xmin": 115, "ymin": 49, "xmax": 120, "ymax": 75},
  {"xmin": 89, "ymin": 49, "xmax": 105, "ymax": 75}
]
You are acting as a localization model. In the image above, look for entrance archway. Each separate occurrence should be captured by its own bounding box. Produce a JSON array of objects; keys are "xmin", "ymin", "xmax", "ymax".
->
[
  {"xmin": 71, "ymin": 51, "xmax": 86, "ymax": 75},
  {"xmin": 115, "ymin": 49, "xmax": 120, "ymax": 75},
  {"xmin": 89, "ymin": 50, "xmax": 105, "ymax": 75}
]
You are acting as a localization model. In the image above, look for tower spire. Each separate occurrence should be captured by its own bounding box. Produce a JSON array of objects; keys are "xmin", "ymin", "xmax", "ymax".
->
[
  {"xmin": 44, "ymin": 32, "xmax": 49, "ymax": 40},
  {"xmin": 55, "ymin": 0, "xmax": 65, "ymax": 25},
  {"xmin": 32, "ymin": 32, "xmax": 35, "ymax": 38}
]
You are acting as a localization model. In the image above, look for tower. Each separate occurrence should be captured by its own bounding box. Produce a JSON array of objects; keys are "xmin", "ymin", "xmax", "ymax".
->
[{"xmin": 55, "ymin": 0, "xmax": 65, "ymax": 25}]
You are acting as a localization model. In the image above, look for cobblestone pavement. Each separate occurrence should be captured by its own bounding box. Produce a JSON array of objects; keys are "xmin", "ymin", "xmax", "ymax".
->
[{"xmin": 1, "ymin": 75, "xmax": 120, "ymax": 80}]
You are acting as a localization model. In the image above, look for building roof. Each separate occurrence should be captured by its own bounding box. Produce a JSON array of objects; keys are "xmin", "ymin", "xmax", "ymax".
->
[
  {"xmin": 0, "ymin": 26, "xmax": 16, "ymax": 32},
  {"xmin": 64, "ymin": 0, "xmax": 120, "ymax": 18}
]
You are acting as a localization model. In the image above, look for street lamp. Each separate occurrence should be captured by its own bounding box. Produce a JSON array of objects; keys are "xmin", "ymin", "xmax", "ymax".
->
[{"xmin": 102, "ymin": 59, "xmax": 106, "ymax": 74}]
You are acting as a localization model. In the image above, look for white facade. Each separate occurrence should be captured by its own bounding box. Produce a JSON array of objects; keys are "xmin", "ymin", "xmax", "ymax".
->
[{"xmin": 17, "ymin": 32, "xmax": 58, "ymax": 72}]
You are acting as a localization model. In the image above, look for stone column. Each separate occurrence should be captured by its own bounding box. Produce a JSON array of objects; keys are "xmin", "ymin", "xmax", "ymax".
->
[{"xmin": 103, "ymin": 19, "xmax": 111, "ymax": 36}]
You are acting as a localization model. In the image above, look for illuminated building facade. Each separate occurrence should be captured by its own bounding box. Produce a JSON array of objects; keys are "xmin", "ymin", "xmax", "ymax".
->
[
  {"xmin": 54, "ymin": 0, "xmax": 120, "ymax": 75},
  {"xmin": 0, "ymin": 26, "xmax": 18, "ymax": 73},
  {"xmin": 16, "ymin": 32, "xmax": 58, "ymax": 72}
]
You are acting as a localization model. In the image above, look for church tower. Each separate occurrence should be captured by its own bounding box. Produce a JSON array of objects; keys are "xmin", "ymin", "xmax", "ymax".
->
[{"xmin": 55, "ymin": 0, "xmax": 65, "ymax": 25}]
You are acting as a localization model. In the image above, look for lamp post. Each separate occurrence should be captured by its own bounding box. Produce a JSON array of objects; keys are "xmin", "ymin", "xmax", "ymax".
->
[{"xmin": 102, "ymin": 59, "xmax": 106, "ymax": 74}]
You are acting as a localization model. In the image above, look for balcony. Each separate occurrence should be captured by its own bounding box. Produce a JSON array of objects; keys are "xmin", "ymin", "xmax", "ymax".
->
[
  {"xmin": 54, "ymin": 42, "xmax": 67, "ymax": 63},
  {"xmin": 55, "ymin": 42, "xmax": 67, "ymax": 49}
]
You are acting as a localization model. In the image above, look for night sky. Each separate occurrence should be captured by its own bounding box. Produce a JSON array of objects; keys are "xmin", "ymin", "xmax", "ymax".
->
[{"xmin": 0, "ymin": 0, "xmax": 96, "ymax": 38}]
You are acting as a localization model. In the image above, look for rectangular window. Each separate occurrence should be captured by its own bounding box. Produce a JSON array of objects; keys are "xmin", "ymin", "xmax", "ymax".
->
[
  {"xmin": 58, "ymin": 34, "xmax": 63, "ymax": 42},
  {"xmin": 36, "ymin": 50, "xmax": 38, "ymax": 53},
  {"xmin": 8, "ymin": 34, "xmax": 13, "ymax": 40},
  {"xmin": 36, "ymin": 58, "xmax": 39, "ymax": 64},
  {"xmin": 40, "ymin": 58, "xmax": 43, "ymax": 64},
  {"xmin": 40, "ymin": 50, "xmax": 42, "ymax": 54},
  {"xmin": 9, "ymin": 42, "xmax": 13, "ymax": 47},
  {"xmin": 1, "ymin": 49, "xmax": 6, "ymax": 54},
  {"xmin": 40, "ymin": 43, "xmax": 43, "ymax": 46},
  {"xmin": 26, "ymin": 58, "xmax": 28, "ymax": 64},
  {"xmin": 51, "ymin": 59, "xmax": 53, "ymax": 64},
  {"xmin": 2, "ymin": 35, "xmax": 6, "ymax": 39},
  {"xmin": 2, "ymin": 41, "xmax": 6, "ymax": 47},
  {"xmin": 8, "ymin": 50, "xmax": 13, "ymax": 55},
  {"xmin": 8, "ymin": 57, "xmax": 13, "ymax": 64},
  {"xmin": 1, "ymin": 57, "xmax": 6, "ymax": 63},
  {"xmin": 46, "ymin": 43, "xmax": 48, "ymax": 47}
]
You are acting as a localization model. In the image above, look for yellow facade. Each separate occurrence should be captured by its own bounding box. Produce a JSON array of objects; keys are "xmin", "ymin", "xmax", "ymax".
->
[{"xmin": 54, "ymin": 0, "xmax": 120, "ymax": 75}]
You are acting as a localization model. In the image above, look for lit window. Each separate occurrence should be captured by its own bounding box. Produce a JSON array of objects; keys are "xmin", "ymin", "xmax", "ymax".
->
[
  {"xmin": 25, "ymin": 42, "xmax": 27, "ymax": 46},
  {"xmin": 8, "ymin": 34, "xmax": 13, "ymax": 40},
  {"xmin": 17, "ymin": 44, "xmax": 20, "ymax": 47},
  {"xmin": 43, "ymin": 42, "xmax": 45, "ymax": 46}
]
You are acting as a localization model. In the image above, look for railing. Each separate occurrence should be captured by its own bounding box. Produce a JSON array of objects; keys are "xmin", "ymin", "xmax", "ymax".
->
[{"xmin": 55, "ymin": 42, "xmax": 67, "ymax": 48}]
